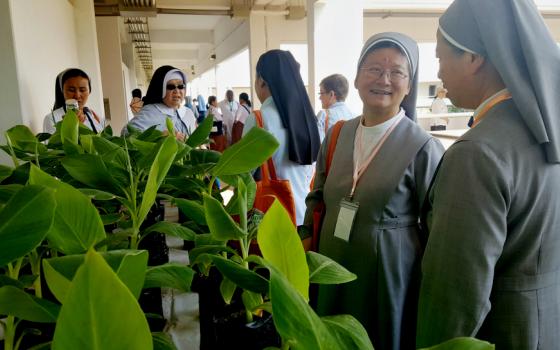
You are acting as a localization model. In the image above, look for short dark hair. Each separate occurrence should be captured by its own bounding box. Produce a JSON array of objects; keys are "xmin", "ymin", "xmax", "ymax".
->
[
  {"xmin": 320, "ymin": 74, "xmax": 349, "ymax": 102},
  {"xmin": 208, "ymin": 95, "xmax": 217, "ymax": 106},
  {"xmin": 132, "ymin": 88, "xmax": 142, "ymax": 98}
]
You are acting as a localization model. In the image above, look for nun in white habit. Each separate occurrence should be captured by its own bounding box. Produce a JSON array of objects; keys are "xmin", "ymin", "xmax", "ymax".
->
[{"xmin": 417, "ymin": 1, "xmax": 560, "ymax": 349}]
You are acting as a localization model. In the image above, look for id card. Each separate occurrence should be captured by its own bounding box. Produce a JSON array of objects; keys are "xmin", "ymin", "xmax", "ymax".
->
[{"xmin": 333, "ymin": 199, "xmax": 359, "ymax": 242}]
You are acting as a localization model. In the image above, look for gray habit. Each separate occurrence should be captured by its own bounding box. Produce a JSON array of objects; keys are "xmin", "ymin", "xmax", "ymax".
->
[
  {"xmin": 417, "ymin": 100, "xmax": 560, "ymax": 349},
  {"xmin": 305, "ymin": 116, "xmax": 444, "ymax": 350}
]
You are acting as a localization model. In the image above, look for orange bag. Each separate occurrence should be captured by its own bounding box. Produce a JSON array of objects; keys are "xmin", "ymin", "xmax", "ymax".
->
[
  {"xmin": 303, "ymin": 120, "xmax": 345, "ymax": 251},
  {"xmin": 253, "ymin": 110, "xmax": 296, "ymax": 225}
]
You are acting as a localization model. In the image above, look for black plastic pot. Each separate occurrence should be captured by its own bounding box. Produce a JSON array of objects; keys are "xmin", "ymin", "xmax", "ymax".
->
[{"xmin": 193, "ymin": 270, "xmax": 281, "ymax": 350}]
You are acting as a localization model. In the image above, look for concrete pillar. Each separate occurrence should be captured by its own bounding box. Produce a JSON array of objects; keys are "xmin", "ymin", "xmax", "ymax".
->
[
  {"xmin": 307, "ymin": 0, "xmax": 363, "ymax": 115},
  {"xmin": 0, "ymin": 0, "xmax": 23, "ymax": 165},
  {"xmin": 248, "ymin": 13, "xmax": 267, "ymax": 109},
  {"xmin": 96, "ymin": 17, "xmax": 128, "ymax": 132},
  {"xmin": 73, "ymin": 0, "xmax": 104, "ymax": 117}
]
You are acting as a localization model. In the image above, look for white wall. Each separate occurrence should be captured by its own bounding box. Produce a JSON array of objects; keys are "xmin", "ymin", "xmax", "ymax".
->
[
  {"xmin": 7, "ymin": 0, "xmax": 103, "ymax": 133},
  {"xmin": 0, "ymin": 0, "xmax": 23, "ymax": 164}
]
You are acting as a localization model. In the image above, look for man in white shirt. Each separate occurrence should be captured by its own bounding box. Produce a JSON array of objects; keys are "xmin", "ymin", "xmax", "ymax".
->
[{"xmin": 218, "ymin": 90, "xmax": 240, "ymax": 145}]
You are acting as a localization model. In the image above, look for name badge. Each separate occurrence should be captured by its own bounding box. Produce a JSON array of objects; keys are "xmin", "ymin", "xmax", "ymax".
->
[
  {"xmin": 211, "ymin": 126, "xmax": 218, "ymax": 132},
  {"xmin": 333, "ymin": 199, "xmax": 359, "ymax": 242}
]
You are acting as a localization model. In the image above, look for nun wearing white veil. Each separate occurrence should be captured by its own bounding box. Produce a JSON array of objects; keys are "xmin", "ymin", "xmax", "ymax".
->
[{"xmin": 417, "ymin": 0, "xmax": 560, "ymax": 349}]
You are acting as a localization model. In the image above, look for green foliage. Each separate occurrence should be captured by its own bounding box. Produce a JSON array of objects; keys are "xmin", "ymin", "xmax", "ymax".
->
[
  {"xmin": 43, "ymin": 250, "xmax": 149, "ymax": 302},
  {"xmin": 144, "ymin": 221, "xmax": 196, "ymax": 241},
  {"xmin": 0, "ymin": 184, "xmax": 55, "ymax": 266},
  {"xmin": 144, "ymin": 263, "xmax": 194, "ymax": 293},
  {"xmin": 186, "ymin": 114, "xmax": 213, "ymax": 148},
  {"xmin": 211, "ymin": 127, "xmax": 279, "ymax": 176},
  {"xmin": 29, "ymin": 165, "xmax": 106, "ymax": 254},
  {"xmin": 203, "ymin": 193, "xmax": 246, "ymax": 240},
  {"xmin": 419, "ymin": 337, "xmax": 495, "ymax": 350},
  {"xmin": 52, "ymin": 249, "xmax": 152, "ymax": 350},
  {"xmin": 0, "ymin": 285, "xmax": 60, "ymax": 322},
  {"xmin": 258, "ymin": 201, "xmax": 309, "ymax": 300},
  {"xmin": 306, "ymin": 251, "xmax": 356, "ymax": 285}
]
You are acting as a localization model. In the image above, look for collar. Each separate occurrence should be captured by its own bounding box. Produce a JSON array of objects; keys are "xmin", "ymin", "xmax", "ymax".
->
[
  {"xmin": 360, "ymin": 108, "xmax": 405, "ymax": 129},
  {"xmin": 473, "ymin": 88, "xmax": 510, "ymax": 121}
]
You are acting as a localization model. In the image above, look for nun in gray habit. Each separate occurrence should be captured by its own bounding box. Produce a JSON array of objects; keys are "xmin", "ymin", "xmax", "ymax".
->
[
  {"xmin": 304, "ymin": 33, "xmax": 444, "ymax": 350},
  {"xmin": 417, "ymin": 0, "xmax": 560, "ymax": 349}
]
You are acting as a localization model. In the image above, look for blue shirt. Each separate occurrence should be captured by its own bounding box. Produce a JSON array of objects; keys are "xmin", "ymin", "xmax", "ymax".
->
[
  {"xmin": 244, "ymin": 96, "xmax": 314, "ymax": 225},
  {"xmin": 317, "ymin": 101, "xmax": 354, "ymax": 142}
]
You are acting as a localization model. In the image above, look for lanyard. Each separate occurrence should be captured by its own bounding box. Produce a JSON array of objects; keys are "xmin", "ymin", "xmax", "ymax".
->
[
  {"xmin": 351, "ymin": 115, "xmax": 403, "ymax": 198},
  {"xmin": 471, "ymin": 92, "xmax": 512, "ymax": 128},
  {"xmin": 176, "ymin": 110, "xmax": 191, "ymax": 136},
  {"xmin": 324, "ymin": 110, "xmax": 329, "ymax": 135}
]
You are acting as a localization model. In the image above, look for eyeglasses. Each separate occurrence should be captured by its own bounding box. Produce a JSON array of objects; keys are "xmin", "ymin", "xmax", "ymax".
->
[
  {"xmin": 359, "ymin": 67, "xmax": 408, "ymax": 82},
  {"xmin": 166, "ymin": 83, "xmax": 186, "ymax": 90}
]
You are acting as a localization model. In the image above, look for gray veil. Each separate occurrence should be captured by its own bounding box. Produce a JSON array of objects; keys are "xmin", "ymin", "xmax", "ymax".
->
[
  {"xmin": 357, "ymin": 32, "xmax": 420, "ymax": 121},
  {"xmin": 440, "ymin": 0, "xmax": 560, "ymax": 163}
]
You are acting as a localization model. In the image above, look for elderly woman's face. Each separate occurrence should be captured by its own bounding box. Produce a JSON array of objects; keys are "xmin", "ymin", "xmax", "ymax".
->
[
  {"xmin": 355, "ymin": 47, "xmax": 410, "ymax": 116},
  {"xmin": 63, "ymin": 76, "xmax": 90, "ymax": 110},
  {"xmin": 163, "ymin": 79, "xmax": 185, "ymax": 109}
]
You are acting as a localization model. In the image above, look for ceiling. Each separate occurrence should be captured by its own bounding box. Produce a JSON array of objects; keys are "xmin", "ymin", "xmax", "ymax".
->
[
  {"xmin": 94, "ymin": 0, "xmax": 305, "ymax": 78},
  {"xmin": 95, "ymin": 0, "xmax": 560, "ymax": 79}
]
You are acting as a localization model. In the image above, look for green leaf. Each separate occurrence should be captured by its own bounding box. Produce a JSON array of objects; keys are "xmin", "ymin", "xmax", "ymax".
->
[
  {"xmin": 144, "ymin": 221, "xmax": 196, "ymax": 241},
  {"xmin": 241, "ymin": 290, "xmax": 263, "ymax": 315},
  {"xmin": 419, "ymin": 337, "xmax": 495, "ymax": 350},
  {"xmin": 152, "ymin": 332, "xmax": 177, "ymax": 350},
  {"xmin": 144, "ymin": 263, "xmax": 194, "ymax": 293},
  {"xmin": 29, "ymin": 165, "xmax": 106, "ymax": 254},
  {"xmin": 174, "ymin": 198, "xmax": 207, "ymax": 225},
  {"xmin": 61, "ymin": 109, "xmax": 79, "ymax": 146},
  {"xmin": 0, "ymin": 286, "xmax": 60, "ymax": 322},
  {"xmin": 211, "ymin": 127, "xmax": 279, "ymax": 176},
  {"xmin": 0, "ymin": 275, "xmax": 24, "ymax": 289},
  {"xmin": 0, "ymin": 185, "xmax": 55, "ymax": 266},
  {"xmin": 268, "ymin": 265, "xmax": 333, "ymax": 349},
  {"xmin": 203, "ymin": 193, "xmax": 246, "ymax": 240},
  {"xmin": 52, "ymin": 249, "xmax": 152, "ymax": 350},
  {"xmin": 307, "ymin": 251, "xmax": 357, "ymax": 285},
  {"xmin": 166, "ymin": 117, "xmax": 175, "ymax": 135},
  {"xmin": 78, "ymin": 188, "xmax": 117, "ymax": 201},
  {"xmin": 258, "ymin": 200, "xmax": 309, "ymax": 300},
  {"xmin": 0, "ymin": 184, "xmax": 24, "ymax": 204},
  {"xmin": 43, "ymin": 259, "xmax": 72, "ymax": 304},
  {"xmin": 321, "ymin": 315, "xmax": 374, "ymax": 350},
  {"xmin": 186, "ymin": 114, "xmax": 213, "ymax": 148},
  {"xmin": 209, "ymin": 255, "xmax": 269, "ymax": 294},
  {"xmin": 44, "ymin": 250, "xmax": 148, "ymax": 302},
  {"xmin": 80, "ymin": 134, "xmax": 94, "ymax": 153},
  {"xmin": 138, "ymin": 136, "xmax": 178, "ymax": 225},
  {"xmin": 188, "ymin": 245, "xmax": 236, "ymax": 264},
  {"xmin": 5, "ymin": 126, "xmax": 47, "ymax": 154},
  {"xmin": 219, "ymin": 277, "xmax": 236, "ymax": 304},
  {"xmin": 62, "ymin": 154, "xmax": 122, "ymax": 194},
  {"xmin": 0, "ymin": 164, "xmax": 14, "ymax": 182}
]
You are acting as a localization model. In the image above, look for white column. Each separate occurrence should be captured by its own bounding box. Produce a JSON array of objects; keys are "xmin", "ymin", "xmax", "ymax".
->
[
  {"xmin": 96, "ymin": 17, "xmax": 128, "ymax": 132},
  {"xmin": 248, "ymin": 13, "xmax": 267, "ymax": 109},
  {"xmin": 73, "ymin": 0, "xmax": 104, "ymax": 116},
  {"xmin": 0, "ymin": 0, "xmax": 23, "ymax": 165},
  {"xmin": 307, "ymin": 0, "xmax": 363, "ymax": 115}
]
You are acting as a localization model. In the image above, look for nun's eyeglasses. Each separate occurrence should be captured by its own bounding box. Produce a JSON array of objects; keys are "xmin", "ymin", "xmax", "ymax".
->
[
  {"xmin": 360, "ymin": 67, "xmax": 408, "ymax": 82},
  {"xmin": 166, "ymin": 84, "xmax": 186, "ymax": 90}
]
